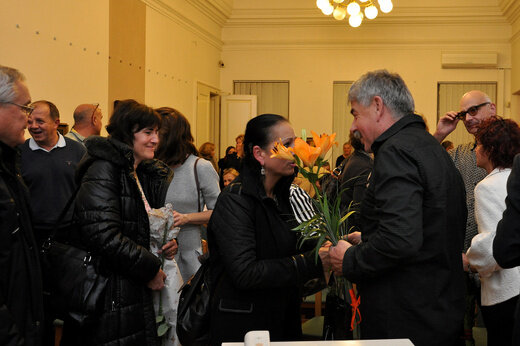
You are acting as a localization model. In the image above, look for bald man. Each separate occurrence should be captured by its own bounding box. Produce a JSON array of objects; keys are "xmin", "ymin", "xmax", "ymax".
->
[
  {"xmin": 65, "ymin": 103, "xmax": 103, "ymax": 144},
  {"xmin": 433, "ymin": 90, "xmax": 496, "ymax": 344}
]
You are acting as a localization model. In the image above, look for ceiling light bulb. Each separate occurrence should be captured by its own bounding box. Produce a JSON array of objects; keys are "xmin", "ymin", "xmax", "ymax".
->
[
  {"xmin": 333, "ymin": 0, "xmax": 345, "ymax": 3},
  {"xmin": 359, "ymin": 0, "xmax": 369, "ymax": 2},
  {"xmin": 321, "ymin": 3, "xmax": 334, "ymax": 15},
  {"xmin": 379, "ymin": 0, "xmax": 393, "ymax": 13},
  {"xmin": 333, "ymin": 6, "xmax": 347, "ymax": 20},
  {"xmin": 348, "ymin": 12, "xmax": 363, "ymax": 27},
  {"xmin": 364, "ymin": 5, "xmax": 378, "ymax": 19},
  {"xmin": 346, "ymin": 1, "xmax": 361, "ymax": 16},
  {"xmin": 317, "ymin": 0, "xmax": 330, "ymax": 10}
]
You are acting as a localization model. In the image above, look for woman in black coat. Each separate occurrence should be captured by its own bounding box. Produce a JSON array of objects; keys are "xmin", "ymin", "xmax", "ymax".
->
[
  {"xmin": 207, "ymin": 114, "xmax": 324, "ymax": 345},
  {"xmin": 61, "ymin": 100, "xmax": 173, "ymax": 346}
]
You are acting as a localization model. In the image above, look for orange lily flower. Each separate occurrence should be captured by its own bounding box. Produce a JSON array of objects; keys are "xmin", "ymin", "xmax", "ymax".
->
[
  {"xmin": 293, "ymin": 137, "xmax": 321, "ymax": 168},
  {"xmin": 311, "ymin": 131, "xmax": 337, "ymax": 160},
  {"xmin": 270, "ymin": 140, "xmax": 295, "ymax": 162}
]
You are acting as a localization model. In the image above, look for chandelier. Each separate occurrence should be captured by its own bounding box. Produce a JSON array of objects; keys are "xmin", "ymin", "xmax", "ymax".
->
[{"xmin": 316, "ymin": 0, "xmax": 394, "ymax": 28}]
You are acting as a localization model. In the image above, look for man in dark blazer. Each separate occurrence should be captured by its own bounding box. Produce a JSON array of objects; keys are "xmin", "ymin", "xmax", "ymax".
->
[
  {"xmin": 326, "ymin": 70, "xmax": 467, "ymax": 346},
  {"xmin": 493, "ymin": 153, "xmax": 520, "ymax": 345}
]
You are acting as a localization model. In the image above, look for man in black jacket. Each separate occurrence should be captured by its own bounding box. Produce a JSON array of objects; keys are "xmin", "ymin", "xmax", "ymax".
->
[
  {"xmin": 327, "ymin": 70, "xmax": 467, "ymax": 346},
  {"xmin": 0, "ymin": 65, "xmax": 44, "ymax": 345}
]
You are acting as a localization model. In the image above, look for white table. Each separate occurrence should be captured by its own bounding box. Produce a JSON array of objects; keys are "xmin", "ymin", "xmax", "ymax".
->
[{"xmin": 223, "ymin": 339, "xmax": 414, "ymax": 346}]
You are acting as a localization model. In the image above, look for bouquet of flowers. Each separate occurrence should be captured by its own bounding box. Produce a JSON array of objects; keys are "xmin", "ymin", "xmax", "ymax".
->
[{"xmin": 271, "ymin": 130, "xmax": 361, "ymax": 339}]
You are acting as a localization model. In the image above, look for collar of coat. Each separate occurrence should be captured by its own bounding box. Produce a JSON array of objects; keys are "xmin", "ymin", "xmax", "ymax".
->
[
  {"xmin": 78, "ymin": 135, "xmax": 172, "ymax": 183},
  {"xmin": 371, "ymin": 113, "xmax": 426, "ymax": 155},
  {"xmin": 0, "ymin": 140, "xmax": 21, "ymax": 176}
]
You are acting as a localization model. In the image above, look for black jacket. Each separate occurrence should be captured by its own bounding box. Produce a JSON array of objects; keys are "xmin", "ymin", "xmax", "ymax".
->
[
  {"xmin": 342, "ymin": 114, "xmax": 467, "ymax": 346},
  {"xmin": 0, "ymin": 141, "xmax": 44, "ymax": 346},
  {"xmin": 62, "ymin": 136, "xmax": 172, "ymax": 346},
  {"xmin": 207, "ymin": 164, "xmax": 322, "ymax": 345}
]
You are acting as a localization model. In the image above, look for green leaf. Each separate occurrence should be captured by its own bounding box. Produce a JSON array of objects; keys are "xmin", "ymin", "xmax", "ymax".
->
[
  {"xmin": 157, "ymin": 322, "xmax": 170, "ymax": 337},
  {"xmin": 156, "ymin": 315, "xmax": 164, "ymax": 324}
]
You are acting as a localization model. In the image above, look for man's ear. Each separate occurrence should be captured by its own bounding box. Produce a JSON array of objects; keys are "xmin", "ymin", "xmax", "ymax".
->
[
  {"xmin": 373, "ymin": 96, "xmax": 385, "ymax": 121},
  {"xmin": 489, "ymin": 102, "xmax": 497, "ymax": 116},
  {"xmin": 252, "ymin": 145, "xmax": 265, "ymax": 166}
]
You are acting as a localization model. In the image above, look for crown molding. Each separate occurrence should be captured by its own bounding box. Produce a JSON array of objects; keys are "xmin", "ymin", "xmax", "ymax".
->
[
  {"xmin": 222, "ymin": 37, "xmax": 511, "ymax": 51},
  {"xmin": 141, "ymin": 0, "xmax": 226, "ymax": 49},
  {"xmin": 224, "ymin": 6, "xmax": 507, "ymax": 27},
  {"xmin": 499, "ymin": 0, "xmax": 520, "ymax": 23}
]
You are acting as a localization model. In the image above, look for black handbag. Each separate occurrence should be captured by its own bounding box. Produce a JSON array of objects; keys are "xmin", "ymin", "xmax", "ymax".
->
[
  {"xmin": 40, "ymin": 188, "xmax": 108, "ymax": 326},
  {"xmin": 176, "ymin": 254, "xmax": 212, "ymax": 346}
]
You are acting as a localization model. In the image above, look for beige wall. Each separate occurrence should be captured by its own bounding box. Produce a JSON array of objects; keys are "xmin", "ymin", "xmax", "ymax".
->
[
  {"xmin": 511, "ymin": 15, "xmax": 520, "ymax": 120},
  {"xmin": 0, "ymin": 0, "xmax": 109, "ymax": 129},
  {"xmin": 0, "ymin": 0, "xmax": 224, "ymax": 138},
  {"xmin": 144, "ymin": 2, "xmax": 222, "ymax": 129},
  {"xmin": 221, "ymin": 0, "xmax": 514, "ymax": 133},
  {"xmin": 109, "ymin": 0, "xmax": 146, "ymax": 109}
]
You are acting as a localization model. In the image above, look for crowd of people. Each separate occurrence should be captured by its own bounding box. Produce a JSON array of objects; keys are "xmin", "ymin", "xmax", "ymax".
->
[{"xmin": 2, "ymin": 64, "xmax": 520, "ymax": 346}]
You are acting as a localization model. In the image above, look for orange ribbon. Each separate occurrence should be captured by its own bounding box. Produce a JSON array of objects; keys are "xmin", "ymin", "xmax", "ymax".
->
[{"xmin": 349, "ymin": 288, "xmax": 361, "ymax": 331}]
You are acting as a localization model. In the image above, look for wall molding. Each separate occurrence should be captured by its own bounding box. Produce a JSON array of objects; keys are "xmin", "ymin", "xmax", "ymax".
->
[
  {"xmin": 499, "ymin": 0, "xmax": 520, "ymax": 24},
  {"xmin": 141, "ymin": 0, "xmax": 227, "ymax": 49},
  {"xmin": 224, "ymin": 6, "xmax": 507, "ymax": 28}
]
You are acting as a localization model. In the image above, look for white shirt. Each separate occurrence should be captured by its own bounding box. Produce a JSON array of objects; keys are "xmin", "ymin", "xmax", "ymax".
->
[
  {"xmin": 467, "ymin": 167, "xmax": 520, "ymax": 306},
  {"xmin": 29, "ymin": 133, "xmax": 66, "ymax": 152}
]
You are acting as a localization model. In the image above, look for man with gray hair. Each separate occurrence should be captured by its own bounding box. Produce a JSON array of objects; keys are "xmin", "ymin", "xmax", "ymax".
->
[
  {"xmin": 325, "ymin": 70, "xmax": 467, "ymax": 345},
  {"xmin": 0, "ymin": 65, "xmax": 44, "ymax": 345},
  {"xmin": 65, "ymin": 103, "xmax": 103, "ymax": 144}
]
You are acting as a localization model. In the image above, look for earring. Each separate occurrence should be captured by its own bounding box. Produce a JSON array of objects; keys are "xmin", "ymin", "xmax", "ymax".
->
[{"xmin": 260, "ymin": 166, "xmax": 265, "ymax": 175}]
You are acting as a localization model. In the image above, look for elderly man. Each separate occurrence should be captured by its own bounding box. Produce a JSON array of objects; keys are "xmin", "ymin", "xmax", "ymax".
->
[
  {"xmin": 0, "ymin": 65, "xmax": 44, "ymax": 345},
  {"xmin": 433, "ymin": 90, "xmax": 495, "ymax": 343},
  {"xmin": 65, "ymin": 103, "xmax": 103, "ymax": 144},
  {"xmin": 327, "ymin": 70, "xmax": 467, "ymax": 345}
]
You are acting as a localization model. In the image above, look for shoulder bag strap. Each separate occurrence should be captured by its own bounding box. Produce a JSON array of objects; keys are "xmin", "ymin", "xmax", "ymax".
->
[
  {"xmin": 45, "ymin": 184, "xmax": 81, "ymax": 244},
  {"xmin": 194, "ymin": 158, "xmax": 201, "ymax": 212}
]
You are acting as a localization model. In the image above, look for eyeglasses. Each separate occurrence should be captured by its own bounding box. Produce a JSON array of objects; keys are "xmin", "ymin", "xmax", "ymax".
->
[
  {"xmin": 91, "ymin": 103, "xmax": 99, "ymax": 118},
  {"xmin": 1, "ymin": 101, "xmax": 35, "ymax": 116},
  {"xmin": 455, "ymin": 102, "xmax": 490, "ymax": 120}
]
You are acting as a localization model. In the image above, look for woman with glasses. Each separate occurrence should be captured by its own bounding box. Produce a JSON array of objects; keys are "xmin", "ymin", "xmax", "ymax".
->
[{"xmin": 467, "ymin": 116, "xmax": 520, "ymax": 346}]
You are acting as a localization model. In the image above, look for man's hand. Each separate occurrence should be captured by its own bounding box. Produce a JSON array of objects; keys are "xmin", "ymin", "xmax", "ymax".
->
[
  {"xmin": 347, "ymin": 231, "xmax": 362, "ymax": 245},
  {"xmin": 433, "ymin": 111, "xmax": 460, "ymax": 143},
  {"xmin": 329, "ymin": 240, "xmax": 353, "ymax": 276},
  {"xmin": 147, "ymin": 269, "xmax": 166, "ymax": 291},
  {"xmin": 158, "ymin": 238, "xmax": 178, "ymax": 260}
]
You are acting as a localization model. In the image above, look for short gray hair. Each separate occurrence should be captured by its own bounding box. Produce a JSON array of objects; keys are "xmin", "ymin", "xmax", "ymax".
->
[
  {"xmin": 0, "ymin": 65, "xmax": 25, "ymax": 103},
  {"xmin": 348, "ymin": 69, "xmax": 415, "ymax": 119}
]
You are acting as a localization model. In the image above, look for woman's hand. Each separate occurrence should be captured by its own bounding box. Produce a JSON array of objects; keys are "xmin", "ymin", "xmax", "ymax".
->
[
  {"xmin": 147, "ymin": 269, "xmax": 166, "ymax": 291},
  {"xmin": 158, "ymin": 238, "xmax": 178, "ymax": 260},
  {"xmin": 172, "ymin": 210, "xmax": 190, "ymax": 227}
]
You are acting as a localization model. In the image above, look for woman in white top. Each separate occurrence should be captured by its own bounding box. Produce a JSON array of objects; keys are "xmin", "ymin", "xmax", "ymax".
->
[
  {"xmin": 467, "ymin": 116, "xmax": 520, "ymax": 346},
  {"xmin": 155, "ymin": 107, "xmax": 220, "ymax": 281}
]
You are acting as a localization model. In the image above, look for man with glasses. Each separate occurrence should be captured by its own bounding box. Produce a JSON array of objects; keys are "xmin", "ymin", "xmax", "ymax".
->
[
  {"xmin": 65, "ymin": 103, "xmax": 103, "ymax": 144},
  {"xmin": 0, "ymin": 65, "xmax": 44, "ymax": 345},
  {"xmin": 433, "ymin": 90, "xmax": 495, "ymax": 345}
]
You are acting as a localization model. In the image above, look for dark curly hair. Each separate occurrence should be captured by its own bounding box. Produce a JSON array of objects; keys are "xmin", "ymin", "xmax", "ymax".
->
[
  {"xmin": 106, "ymin": 99, "xmax": 160, "ymax": 146},
  {"xmin": 475, "ymin": 116, "xmax": 520, "ymax": 169}
]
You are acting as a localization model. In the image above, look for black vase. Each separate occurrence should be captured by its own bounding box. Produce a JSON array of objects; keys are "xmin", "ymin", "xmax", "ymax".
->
[{"xmin": 323, "ymin": 292, "xmax": 354, "ymax": 340}]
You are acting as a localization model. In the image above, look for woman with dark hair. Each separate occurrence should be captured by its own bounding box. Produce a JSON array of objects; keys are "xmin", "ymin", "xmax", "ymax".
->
[
  {"xmin": 207, "ymin": 114, "xmax": 324, "ymax": 345},
  {"xmin": 467, "ymin": 116, "xmax": 520, "ymax": 346},
  {"xmin": 61, "ymin": 99, "xmax": 172, "ymax": 346},
  {"xmin": 155, "ymin": 107, "xmax": 220, "ymax": 281}
]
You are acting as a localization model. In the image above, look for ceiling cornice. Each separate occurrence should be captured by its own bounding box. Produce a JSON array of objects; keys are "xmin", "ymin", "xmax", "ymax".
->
[
  {"xmin": 499, "ymin": 0, "xmax": 520, "ymax": 24},
  {"xmin": 224, "ymin": 6, "xmax": 507, "ymax": 28},
  {"xmin": 141, "ymin": 0, "xmax": 227, "ymax": 49}
]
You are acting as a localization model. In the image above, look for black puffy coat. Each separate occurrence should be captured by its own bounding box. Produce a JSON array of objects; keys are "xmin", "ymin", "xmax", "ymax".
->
[
  {"xmin": 62, "ymin": 136, "xmax": 172, "ymax": 346},
  {"xmin": 0, "ymin": 141, "xmax": 44, "ymax": 346},
  {"xmin": 207, "ymin": 164, "xmax": 323, "ymax": 345}
]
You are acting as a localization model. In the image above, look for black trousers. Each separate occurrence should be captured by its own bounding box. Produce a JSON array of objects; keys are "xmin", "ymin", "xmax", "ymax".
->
[{"xmin": 481, "ymin": 294, "xmax": 519, "ymax": 346}]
